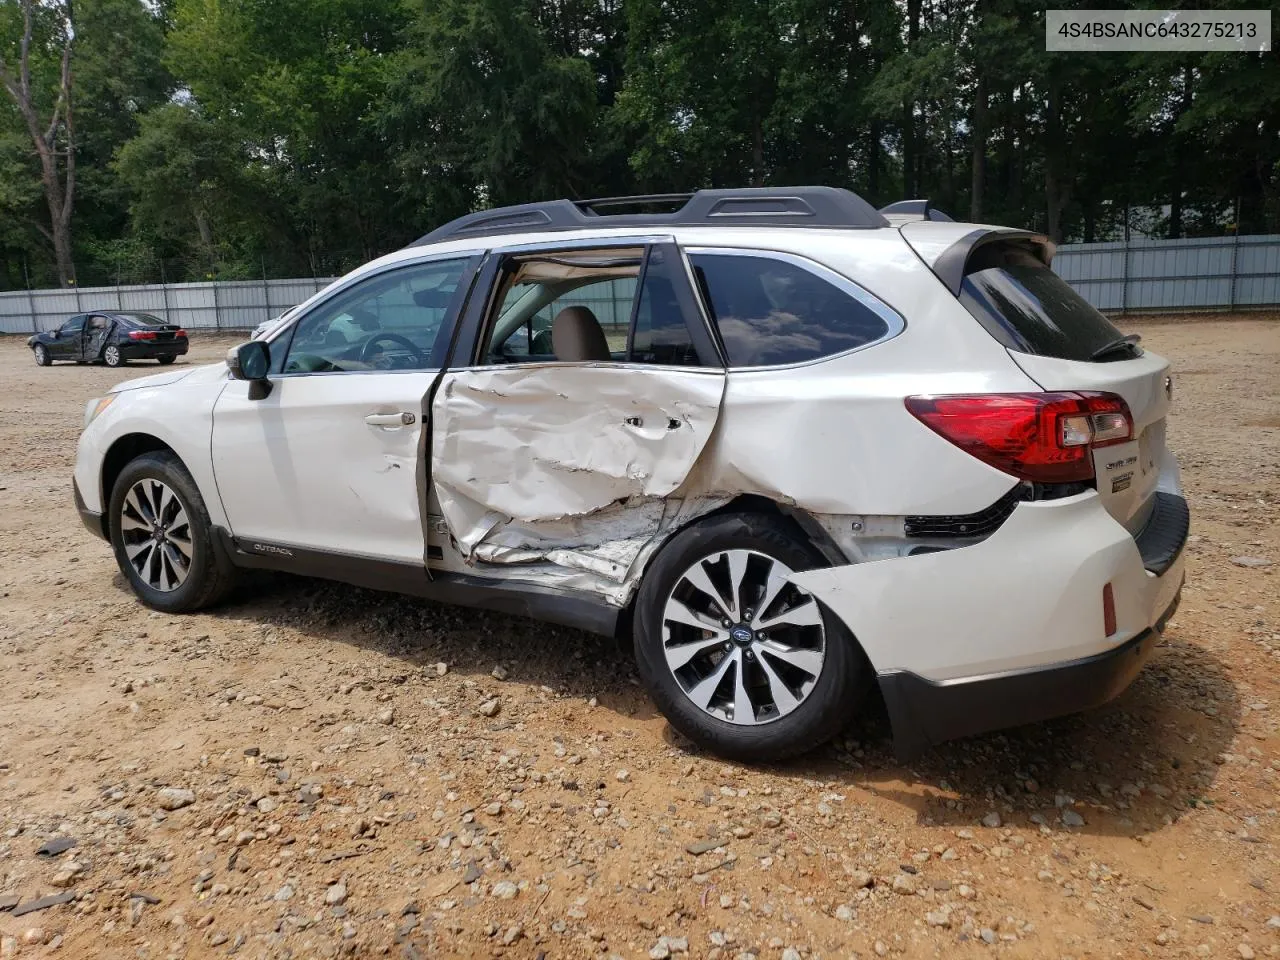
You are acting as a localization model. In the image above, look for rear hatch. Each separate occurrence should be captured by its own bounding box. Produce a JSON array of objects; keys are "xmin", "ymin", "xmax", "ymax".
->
[{"xmin": 954, "ymin": 238, "xmax": 1172, "ymax": 533}]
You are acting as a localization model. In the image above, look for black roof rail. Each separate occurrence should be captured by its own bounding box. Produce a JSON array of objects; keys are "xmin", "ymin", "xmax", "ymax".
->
[
  {"xmin": 411, "ymin": 186, "xmax": 890, "ymax": 246},
  {"xmin": 879, "ymin": 199, "xmax": 955, "ymax": 222}
]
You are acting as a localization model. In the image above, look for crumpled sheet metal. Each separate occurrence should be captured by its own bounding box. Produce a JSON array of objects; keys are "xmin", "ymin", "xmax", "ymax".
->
[
  {"xmin": 432, "ymin": 366, "xmax": 725, "ymax": 557},
  {"xmin": 469, "ymin": 495, "xmax": 729, "ymax": 601}
]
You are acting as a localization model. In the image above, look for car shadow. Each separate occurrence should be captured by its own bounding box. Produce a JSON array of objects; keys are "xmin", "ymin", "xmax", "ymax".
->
[
  {"xmin": 208, "ymin": 572, "xmax": 662, "ymax": 722},
  {"xmin": 768, "ymin": 630, "xmax": 1240, "ymax": 839},
  {"xmin": 194, "ymin": 574, "xmax": 1237, "ymax": 838}
]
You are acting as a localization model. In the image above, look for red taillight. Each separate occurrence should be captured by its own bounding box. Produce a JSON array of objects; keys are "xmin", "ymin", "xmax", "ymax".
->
[
  {"xmin": 174, "ymin": 329, "xmax": 187, "ymax": 338},
  {"xmin": 905, "ymin": 392, "xmax": 1134, "ymax": 484},
  {"xmin": 128, "ymin": 330, "xmax": 156, "ymax": 341}
]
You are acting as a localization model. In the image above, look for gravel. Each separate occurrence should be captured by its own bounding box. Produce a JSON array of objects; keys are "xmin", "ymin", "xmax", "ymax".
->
[{"xmin": 0, "ymin": 324, "xmax": 1276, "ymax": 958}]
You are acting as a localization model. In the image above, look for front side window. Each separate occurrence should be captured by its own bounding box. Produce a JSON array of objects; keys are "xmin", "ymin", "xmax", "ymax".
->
[
  {"xmin": 688, "ymin": 251, "xmax": 894, "ymax": 367},
  {"xmin": 280, "ymin": 258, "xmax": 470, "ymax": 374},
  {"xmin": 59, "ymin": 316, "xmax": 86, "ymax": 336}
]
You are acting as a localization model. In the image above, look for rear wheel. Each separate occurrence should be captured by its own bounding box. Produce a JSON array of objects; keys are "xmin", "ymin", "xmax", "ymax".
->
[
  {"xmin": 633, "ymin": 512, "xmax": 866, "ymax": 761},
  {"xmin": 108, "ymin": 451, "xmax": 236, "ymax": 612},
  {"xmin": 103, "ymin": 344, "xmax": 124, "ymax": 367},
  {"xmin": 157, "ymin": 355, "xmax": 176, "ymax": 365},
  {"xmin": 33, "ymin": 344, "xmax": 51, "ymax": 366}
]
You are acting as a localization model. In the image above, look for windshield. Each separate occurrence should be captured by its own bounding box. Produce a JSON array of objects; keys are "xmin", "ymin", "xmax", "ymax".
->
[{"xmin": 959, "ymin": 243, "xmax": 1125, "ymax": 362}]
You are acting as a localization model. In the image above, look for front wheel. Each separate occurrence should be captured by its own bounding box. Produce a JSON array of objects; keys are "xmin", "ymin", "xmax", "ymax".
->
[
  {"xmin": 157, "ymin": 355, "xmax": 176, "ymax": 365},
  {"xmin": 108, "ymin": 451, "xmax": 236, "ymax": 612},
  {"xmin": 33, "ymin": 344, "xmax": 51, "ymax": 366},
  {"xmin": 103, "ymin": 344, "xmax": 124, "ymax": 367},
  {"xmin": 633, "ymin": 512, "xmax": 866, "ymax": 762}
]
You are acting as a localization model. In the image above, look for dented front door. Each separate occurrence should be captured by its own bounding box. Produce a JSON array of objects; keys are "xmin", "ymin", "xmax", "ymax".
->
[{"xmin": 431, "ymin": 364, "xmax": 726, "ymax": 561}]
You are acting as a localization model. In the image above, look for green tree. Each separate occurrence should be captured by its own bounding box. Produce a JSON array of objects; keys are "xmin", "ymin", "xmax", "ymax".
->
[
  {"xmin": 381, "ymin": 0, "xmax": 598, "ymax": 224},
  {"xmin": 0, "ymin": 0, "xmax": 77, "ymax": 285}
]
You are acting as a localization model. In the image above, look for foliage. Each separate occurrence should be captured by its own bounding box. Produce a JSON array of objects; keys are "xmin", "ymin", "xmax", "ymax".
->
[{"xmin": 2, "ymin": 0, "xmax": 1279, "ymax": 289}]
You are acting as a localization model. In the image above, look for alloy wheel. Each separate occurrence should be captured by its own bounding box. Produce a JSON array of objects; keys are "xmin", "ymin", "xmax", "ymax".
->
[
  {"xmin": 119, "ymin": 478, "xmax": 192, "ymax": 592},
  {"xmin": 33, "ymin": 345, "xmax": 47, "ymax": 365},
  {"xmin": 661, "ymin": 549, "xmax": 826, "ymax": 726},
  {"xmin": 104, "ymin": 345, "xmax": 120, "ymax": 366}
]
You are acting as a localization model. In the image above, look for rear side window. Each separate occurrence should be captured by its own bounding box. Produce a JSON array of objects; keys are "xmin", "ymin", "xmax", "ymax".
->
[
  {"xmin": 629, "ymin": 247, "xmax": 701, "ymax": 366},
  {"xmin": 960, "ymin": 243, "xmax": 1126, "ymax": 362},
  {"xmin": 688, "ymin": 251, "xmax": 894, "ymax": 367}
]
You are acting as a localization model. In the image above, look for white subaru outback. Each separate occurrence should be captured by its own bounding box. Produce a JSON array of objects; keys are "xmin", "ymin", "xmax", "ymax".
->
[{"xmin": 73, "ymin": 188, "xmax": 1188, "ymax": 761}]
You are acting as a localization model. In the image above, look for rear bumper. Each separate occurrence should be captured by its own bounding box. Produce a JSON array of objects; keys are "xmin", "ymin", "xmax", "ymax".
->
[
  {"xmin": 119, "ymin": 340, "xmax": 188, "ymax": 358},
  {"xmin": 73, "ymin": 477, "xmax": 109, "ymax": 541},
  {"xmin": 788, "ymin": 489, "xmax": 1190, "ymax": 757},
  {"xmin": 879, "ymin": 590, "xmax": 1180, "ymax": 758}
]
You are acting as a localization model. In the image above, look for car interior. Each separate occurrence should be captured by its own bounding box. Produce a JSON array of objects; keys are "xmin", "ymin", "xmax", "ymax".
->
[{"xmin": 482, "ymin": 249, "xmax": 643, "ymax": 365}]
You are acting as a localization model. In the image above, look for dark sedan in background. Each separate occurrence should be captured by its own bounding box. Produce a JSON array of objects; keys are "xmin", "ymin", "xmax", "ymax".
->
[{"xmin": 28, "ymin": 312, "xmax": 189, "ymax": 368}]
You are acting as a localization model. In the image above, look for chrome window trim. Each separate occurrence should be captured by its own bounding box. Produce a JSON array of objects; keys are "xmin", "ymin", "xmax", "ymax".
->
[
  {"xmin": 268, "ymin": 252, "xmax": 479, "ymax": 379},
  {"xmin": 486, "ymin": 234, "xmax": 672, "ymax": 256},
  {"xmin": 681, "ymin": 245, "xmax": 907, "ymax": 372}
]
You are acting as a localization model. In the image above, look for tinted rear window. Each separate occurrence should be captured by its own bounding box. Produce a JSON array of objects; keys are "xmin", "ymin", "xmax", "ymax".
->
[
  {"xmin": 122, "ymin": 313, "xmax": 166, "ymax": 326},
  {"xmin": 689, "ymin": 252, "xmax": 893, "ymax": 367},
  {"xmin": 960, "ymin": 243, "xmax": 1125, "ymax": 362}
]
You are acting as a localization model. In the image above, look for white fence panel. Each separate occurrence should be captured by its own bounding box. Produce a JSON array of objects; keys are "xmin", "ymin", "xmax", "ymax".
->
[
  {"xmin": 2, "ymin": 236, "xmax": 1277, "ymax": 334},
  {"xmin": 1054, "ymin": 233, "xmax": 1280, "ymax": 312}
]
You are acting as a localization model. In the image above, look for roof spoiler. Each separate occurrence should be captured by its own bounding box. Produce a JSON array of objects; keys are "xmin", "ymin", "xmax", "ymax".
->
[{"xmin": 878, "ymin": 199, "xmax": 955, "ymax": 222}]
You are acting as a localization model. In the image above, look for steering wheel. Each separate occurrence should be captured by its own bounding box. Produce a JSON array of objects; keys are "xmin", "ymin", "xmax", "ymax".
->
[{"xmin": 359, "ymin": 333, "xmax": 425, "ymax": 367}]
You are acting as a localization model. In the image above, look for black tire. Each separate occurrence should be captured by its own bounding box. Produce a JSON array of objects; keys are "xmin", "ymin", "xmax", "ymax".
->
[
  {"xmin": 633, "ymin": 512, "xmax": 866, "ymax": 762},
  {"xmin": 103, "ymin": 344, "xmax": 124, "ymax": 367},
  {"xmin": 157, "ymin": 355, "xmax": 176, "ymax": 365},
  {"xmin": 33, "ymin": 344, "xmax": 51, "ymax": 366},
  {"xmin": 108, "ymin": 451, "xmax": 237, "ymax": 613}
]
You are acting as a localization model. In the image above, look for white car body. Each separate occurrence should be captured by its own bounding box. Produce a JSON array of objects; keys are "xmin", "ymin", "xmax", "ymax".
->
[{"xmin": 73, "ymin": 188, "xmax": 1187, "ymax": 759}]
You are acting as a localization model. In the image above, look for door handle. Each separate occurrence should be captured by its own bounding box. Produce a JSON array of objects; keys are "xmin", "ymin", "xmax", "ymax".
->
[{"xmin": 365, "ymin": 412, "xmax": 416, "ymax": 427}]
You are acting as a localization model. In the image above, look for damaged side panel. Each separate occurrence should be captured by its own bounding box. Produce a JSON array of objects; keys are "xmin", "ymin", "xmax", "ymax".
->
[
  {"xmin": 430, "ymin": 364, "xmax": 727, "ymax": 601},
  {"xmin": 787, "ymin": 493, "xmax": 1158, "ymax": 682}
]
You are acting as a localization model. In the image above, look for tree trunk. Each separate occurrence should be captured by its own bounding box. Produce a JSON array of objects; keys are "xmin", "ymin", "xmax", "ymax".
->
[
  {"xmin": 1168, "ymin": 63, "xmax": 1193, "ymax": 239},
  {"xmin": 902, "ymin": 0, "xmax": 921, "ymax": 198},
  {"xmin": 868, "ymin": 118, "xmax": 881, "ymax": 202},
  {"xmin": 750, "ymin": 107, "xmax": 764, "ymax": 187},
  {"xmin": 1043, "ymin": 77, "xmax": 1070, "ymax": 242},
  {"xmin": 970, "ymin": 72, "xmax": 987, "ymax": 222},
  {"xmin": 0, "ymin": 1, "xmax": 77, "ymax": 287}
]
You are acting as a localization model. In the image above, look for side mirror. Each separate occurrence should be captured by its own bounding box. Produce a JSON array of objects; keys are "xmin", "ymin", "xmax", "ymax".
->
[
  {"xmin": 226, "ymin": 340, "xmax": 273, "ymax": 399},
  {"xmin": 52, "ymin": 330, "xmax": 61, "ymax": 339}
]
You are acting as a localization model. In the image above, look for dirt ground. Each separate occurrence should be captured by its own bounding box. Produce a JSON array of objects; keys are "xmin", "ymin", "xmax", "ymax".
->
[{"xmin": 0, "ymin": 320, "xmax": 1277, "ymax": 960}]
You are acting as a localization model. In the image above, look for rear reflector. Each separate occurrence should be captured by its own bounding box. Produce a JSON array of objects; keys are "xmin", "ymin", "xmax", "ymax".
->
[
  {"xmin": 1103, "ymin": 582, "xmax": 1117, "ymax": 636},
  {"xmin": 905, "ymin": 392, "xmax": 1134, "ymax": 484}
]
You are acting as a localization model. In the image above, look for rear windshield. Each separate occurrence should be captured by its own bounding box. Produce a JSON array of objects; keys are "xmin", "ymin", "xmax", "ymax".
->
[
  {"xmin": 122, "ymin": 313, "xmax": 165, "ymax": 326},
  {"xmin": 959, "ymin": 243, "xmax": 1125, "ymax": 362}
]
